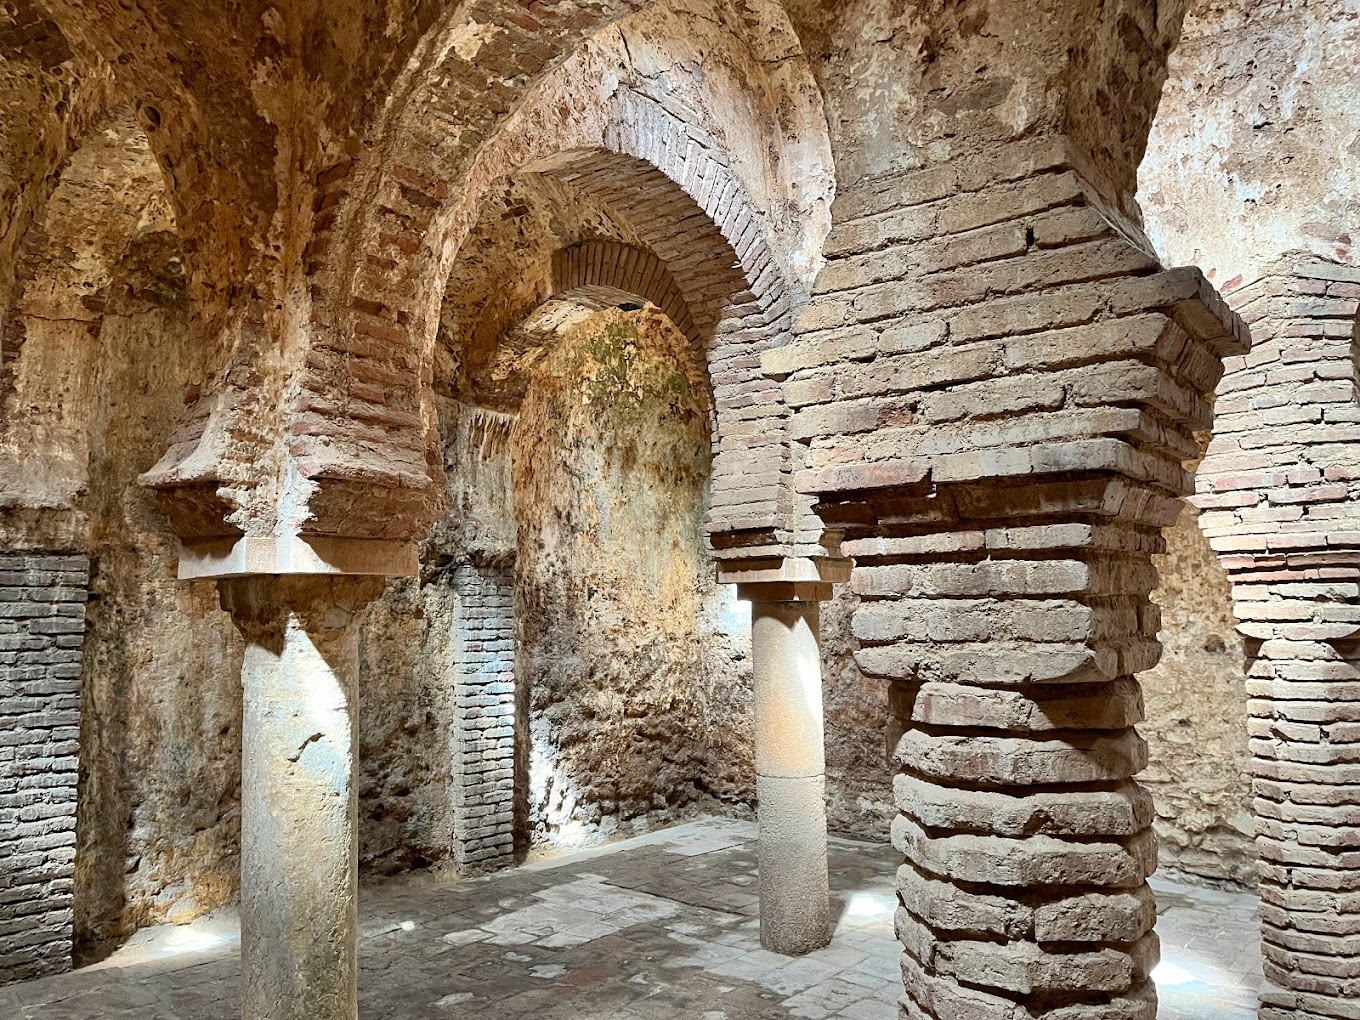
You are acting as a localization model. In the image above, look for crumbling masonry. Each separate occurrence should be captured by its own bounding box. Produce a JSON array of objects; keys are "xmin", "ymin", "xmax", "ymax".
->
[{"xmin": 0, "ymin": 0, "xmax": 1357, "ymax": 1018}]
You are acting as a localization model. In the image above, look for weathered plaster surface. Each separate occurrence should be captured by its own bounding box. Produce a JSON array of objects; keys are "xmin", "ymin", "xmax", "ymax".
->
[
  {"xmin": 1140, "ymin": 506, "xmax": 1257, "ymax": 885},
  {"xmin": 513, "ymin": 309, "xmax": 751, "ymax": 847},
  {"xmin": 5, "ymin": 0, "xmax": 1333, "ymax": 987},
  {"xmin": 783, "ymin": 0, "xmax": 1191, "ymax": 216},
  {"xmin": 73, "ymin": 230, "xmax": 244, "ymax": 957},
  {"xmin": 1141, "ymin": 0, "xmax": 1360, "ymax": 280},
  {"xmin": 820, "ymin": 590, "xmax": 894, "ymax": 842},
  {"xmin": 356, "ymin": 400, "xmax": 518, "ymax": 875}
]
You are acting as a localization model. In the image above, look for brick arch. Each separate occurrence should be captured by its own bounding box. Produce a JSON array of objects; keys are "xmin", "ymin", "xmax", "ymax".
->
[
  {"xmin": 521, "ymin": 122, "xmax": 791, "ymax": 335},
  {"xmin": 503, "ymin": 241, "xmax": 697, "ymax": 354},
  {"xmin": 497, "ymin": 120, "xmax": 807, "ymax": 554},
  {"xmin": 298, "ymin": 80, "xmax": 816, "ymax": 554},
  {"xmin": 551, "ymin": 240, "xmax": 696, "ymax": 344}
]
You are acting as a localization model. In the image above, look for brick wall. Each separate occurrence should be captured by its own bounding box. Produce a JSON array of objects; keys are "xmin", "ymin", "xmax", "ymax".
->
[
  {"xmin": 0, "ymin": 553, "xmax": 87, "ymax": 984},
  {"xmin": 450, "ymin": 563, "xmax": 516, "ymax": 870}
]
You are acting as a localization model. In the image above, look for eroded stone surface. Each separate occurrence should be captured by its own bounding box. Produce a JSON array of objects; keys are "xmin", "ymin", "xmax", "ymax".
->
[{"xmin": 1, "ymin": 0, "xmax": 1356, "ymax": 1013}]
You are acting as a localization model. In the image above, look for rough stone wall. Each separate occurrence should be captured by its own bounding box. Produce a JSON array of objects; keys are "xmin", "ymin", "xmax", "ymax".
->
[
  {"xmin": 0, "ymin": 5, "xmax": 114, "ymax": 417},
  {"xmin": 0, "ymin": 105, "xmax": 251, "ymax": 961},
  {"xmin": 355, "ymin": 401, "xmax": 517, "ymax": 876},
  {"xmin": 353, "ymin": 577, "xmax": 453, "ymax": 877},
  {"xmin": 73, "ymin": 241, "xmax": 243, "ymax": 960},
  {"xmin": 820, "ymin": 588, "xmax": 894, "ymax": 841},
  {"xmin": 1141, "ymin": 506, "xmax": 1256, "ymax": 884},
  {"xmin": 0, "ymin": 113, "xmax": 176, "ymax": 543},
  {"xmin": 0, "ymin": 553, "xmax": 86, "ymax": 983},
  {"xmin": 1141, "ymin": 0, "xmax": 1360, "ymax": 284},
  {"xmin": 1136, "ymin": 0, "xmax": 1360, "ymax": 919},
  {"xmin": 782, "ymin": 0, "xmax": 1191, "ymax": 219},
  {"xmin": 513, "ymin": 308, "xmax": 752, "ymax": 847}
]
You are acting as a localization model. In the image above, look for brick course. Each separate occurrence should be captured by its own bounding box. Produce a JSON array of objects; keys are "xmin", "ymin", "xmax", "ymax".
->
[
  {"xmin": 0, "ymin": 553, "xmax": 87, "ymax": 985},
  {"xmin": 780, "ymin": 137, "xmax": 1246, "ymax": 1020}
]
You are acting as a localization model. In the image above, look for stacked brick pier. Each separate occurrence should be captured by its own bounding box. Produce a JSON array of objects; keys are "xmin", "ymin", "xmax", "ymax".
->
[
  {"xmin": 0, "ymin": 553, "xmax": 87, "ymax": 983},
  {"xmin": 450, "ymin": 562, "xmax": 517, "ymax": 871},
  {"xmin": 766, "ymin": 139, "xmax": 1248, "ymax": 1019},
  {"xmin": 1196, "ymin": 257, "xmax": 1360, "ymax": 1020}
]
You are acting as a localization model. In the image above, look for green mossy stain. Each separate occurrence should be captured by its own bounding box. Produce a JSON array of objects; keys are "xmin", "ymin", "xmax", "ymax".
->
[{"xmin": 567, "ymin": 319, "xmax": 703, "ymax": 433}]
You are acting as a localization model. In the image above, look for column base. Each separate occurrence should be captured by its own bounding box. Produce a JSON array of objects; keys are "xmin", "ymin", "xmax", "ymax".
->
[{"xmin": 757, "ymin": 774, "xmax": 831, "ymax": 955}]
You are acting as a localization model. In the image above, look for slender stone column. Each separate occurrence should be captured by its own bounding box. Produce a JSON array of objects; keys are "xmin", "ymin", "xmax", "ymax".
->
[
  {"xmin": 743, "ymin": 582, "xmax": 831, "ymax": 955},
  {"xmin": 220, "ymin": 575, "xmax": 384, "ymax": 1020}
]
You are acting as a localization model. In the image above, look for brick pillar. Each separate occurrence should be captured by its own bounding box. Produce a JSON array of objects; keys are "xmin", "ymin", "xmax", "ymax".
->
[
  {"xmin": 1196, "ymin": 258, "xmax": 1360, "ymax": 1020},
  {"xmin": 848, "ymin": 489, "xmax": 1171, "ymax": 1019},
  {"xmin": 769, "ymin": 140, "xmax": 1248, "ymax": 1019},
  {"xmin": 1237, "ymin": 578, "xmax": 1360, "ymax": 1020},
  {"xmin": 450, "ymin": 562, "xmax": 516, "ymax": 870},
  {"xmin": 0, "ymin": 553, "xmax": 86, "ymax": 984}
]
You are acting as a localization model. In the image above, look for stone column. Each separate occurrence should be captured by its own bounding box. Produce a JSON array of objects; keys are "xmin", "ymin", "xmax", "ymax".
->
[
  {"xmin": 219, "ymin": 573, "xmax": 385, "ymax": 1020},
  {"xmin": 740, "ymin": 579, "xmax": 833, "ymax": 955},
  {"xmin": 721, "ymin": 561, "xmax": 848, "ymax": 955}
]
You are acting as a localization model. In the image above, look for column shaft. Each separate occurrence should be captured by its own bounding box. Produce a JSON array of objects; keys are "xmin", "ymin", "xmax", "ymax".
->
[
  {"xmin": 851, "ymin": 514, "xmax": 1163, "ymax": 1020},
  {"xmin": 222, "ymin": 576, "xmax": 381, "ymax": 1020},
  {"xmin": 750, "ymin": 597, "xmax": 831, "ymax": 955}
]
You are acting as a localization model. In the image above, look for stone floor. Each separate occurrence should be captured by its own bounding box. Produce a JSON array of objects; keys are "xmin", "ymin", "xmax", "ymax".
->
[{"xmin": 3, "ymin": 818, "xmax": 1264, "ymax": 1019}]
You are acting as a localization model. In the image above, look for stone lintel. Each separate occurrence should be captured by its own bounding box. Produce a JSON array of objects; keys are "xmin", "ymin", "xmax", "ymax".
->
[
  {"xmin": 719, "ymin": 555, "xmax": 851, "ymax": 603},
  {"xmin": 177, "ymin": 535, "xmax": 418, "ymax": 580},
  {"xmin": 723, "ymin": 554, "xmax": 850, "ymax": 603},
  {"xmin": 794, "ymin": 459, "xmax": 931, "ymax": 499},
  {"xmin": 737, "ymin": 580, "xmax": 833, "ymax": 603}
]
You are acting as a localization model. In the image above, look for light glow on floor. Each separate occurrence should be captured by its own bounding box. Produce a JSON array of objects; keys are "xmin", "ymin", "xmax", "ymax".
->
[{"xmin": 1152, "ymin": 960, "xmax": 1196, "ymax": 986}]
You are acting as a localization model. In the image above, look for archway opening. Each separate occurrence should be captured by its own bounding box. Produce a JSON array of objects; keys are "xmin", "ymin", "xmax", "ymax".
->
[{"xmin": 512, "ymin": 305, "xmax": 747, "ymax": 848}]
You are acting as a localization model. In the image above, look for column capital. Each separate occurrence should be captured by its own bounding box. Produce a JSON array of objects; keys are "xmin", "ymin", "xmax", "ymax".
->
[
  {"xmin": 718, "ymin": 555, "xmax": 850, "ymax": 603},
  {"xmin": 217, "ymin": 573, "xmax": 387, "ymax": 648}
]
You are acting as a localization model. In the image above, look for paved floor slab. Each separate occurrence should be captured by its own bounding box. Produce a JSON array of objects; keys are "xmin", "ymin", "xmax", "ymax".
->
[{"xmin": 3, "ymin": 818, "xmax": 1263, "ymax": 1019}]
